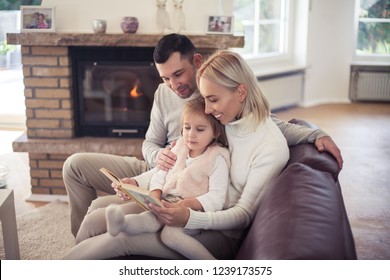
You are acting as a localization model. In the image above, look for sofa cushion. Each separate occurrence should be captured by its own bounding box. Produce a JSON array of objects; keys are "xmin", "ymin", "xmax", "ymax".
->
[{"xmin": 235, "ymin": 163, "xmax": 356, "ymax": 259}]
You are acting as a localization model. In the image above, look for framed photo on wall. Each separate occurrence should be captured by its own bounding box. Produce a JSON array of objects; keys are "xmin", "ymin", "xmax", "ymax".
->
[
  {"xmin": 21, "ymin": 6, "xmax": 55, "ymax": 32},
  {"xmin": 207, "ymin": 15, "xmax": 233, "ymax": 34}
]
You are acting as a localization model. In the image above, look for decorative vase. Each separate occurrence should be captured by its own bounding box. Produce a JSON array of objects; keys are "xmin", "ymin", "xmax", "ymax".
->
[
  {"xmin": 172, "ymin": 0, "xmax": 185, "ymax": 33},
  {"xmin": 156, "ymin": 0, "xmax": 170, "ymax": 33},
  {"xmin": 92, "ymin": 19, "xmax": 107, "ymax": 34},
  {"xmin": 121, "ymin": 17, "xmax": 139, "ymax": 33}
]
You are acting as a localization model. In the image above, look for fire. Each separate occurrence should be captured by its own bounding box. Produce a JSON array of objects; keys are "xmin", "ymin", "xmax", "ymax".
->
[{"xmin": 130, "ymin": 84, "xmax": 143, "ymax": 98}]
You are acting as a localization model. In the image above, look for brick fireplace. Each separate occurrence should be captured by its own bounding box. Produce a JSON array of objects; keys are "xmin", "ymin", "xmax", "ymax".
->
[{"xmin": 7, "ymin": 32, "xmax": 244, "ymax": 201}]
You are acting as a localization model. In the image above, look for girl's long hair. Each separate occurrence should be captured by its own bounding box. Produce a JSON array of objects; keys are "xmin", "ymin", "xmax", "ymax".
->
[{"xmin": 182, "ymin": 97, "xmax": 228, "ymax": 148}]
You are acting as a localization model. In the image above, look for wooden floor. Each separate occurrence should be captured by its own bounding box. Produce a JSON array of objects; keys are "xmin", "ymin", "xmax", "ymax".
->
[
  {"xmin": 276, "ymin": 102, "xmax": 390, "ymax": 260},
  {"xmin": 1, "ymin": 102, "xmax": 389, "ymax": 259}
]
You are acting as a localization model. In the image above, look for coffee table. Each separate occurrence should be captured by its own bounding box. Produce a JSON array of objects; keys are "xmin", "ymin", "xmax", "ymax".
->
[{"xmin": 0, "ymin": 189, "xmax": 20, "ymax": 259}]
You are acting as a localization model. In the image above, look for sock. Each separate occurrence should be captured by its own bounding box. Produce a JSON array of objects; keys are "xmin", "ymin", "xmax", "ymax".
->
[{"xmin": 106, "ymin": 204, "xmax": 125, "ymax": 236}]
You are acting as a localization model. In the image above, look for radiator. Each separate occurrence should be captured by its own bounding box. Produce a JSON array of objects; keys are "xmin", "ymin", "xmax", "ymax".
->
[
  {"xmin": 258, "ymin": 71, "xmax": 304, "ymax": 110},
  {"xmin": 349, "ymin": 67, "xmax": 390, "ymax": 101}
]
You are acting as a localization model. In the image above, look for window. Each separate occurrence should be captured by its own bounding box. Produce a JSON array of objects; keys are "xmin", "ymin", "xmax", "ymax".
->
[
  {"xmin": 233, "ymin": 0, "xmax": 289, "ymax": 58},
  {"xmin": 356, "ymin": 0, "xmax": 390, "ymax": 56}
]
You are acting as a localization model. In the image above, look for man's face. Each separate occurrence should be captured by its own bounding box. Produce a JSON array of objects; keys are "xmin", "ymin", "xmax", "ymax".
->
[{"xmin": 155, "ymin": 52, "xmax": 200, "ymax": 99}]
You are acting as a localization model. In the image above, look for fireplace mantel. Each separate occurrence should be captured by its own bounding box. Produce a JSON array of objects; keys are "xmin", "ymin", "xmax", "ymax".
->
[{"xmin": 7, "ymin": 32, "xmax": 244, "ymax": 49}]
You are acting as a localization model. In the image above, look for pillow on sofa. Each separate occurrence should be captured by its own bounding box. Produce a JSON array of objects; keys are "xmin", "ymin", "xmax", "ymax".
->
[{"xmin": 235, "ymin": 163, "xmax": 355, "ymax": 260}]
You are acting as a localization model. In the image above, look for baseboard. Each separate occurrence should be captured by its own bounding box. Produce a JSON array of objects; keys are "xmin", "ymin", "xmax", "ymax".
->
[
  {"xmin": 301, "ymin": 99, "xmax": 351, "ymax": 108},
  {"xmin": 26, "ymin": 194, "xmax": 69, "ymax": 203}
]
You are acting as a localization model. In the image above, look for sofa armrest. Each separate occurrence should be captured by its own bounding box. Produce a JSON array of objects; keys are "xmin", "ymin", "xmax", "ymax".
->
[
  {"xmin": 235, "ymin": 163, "xmax": 357, "ymax": 260},
  {"xmin": 286, "ymin": 118, "xmax": 340, "ymax": 181},
  {"xmin": 288, "ymin": 144, "xmax": 340, "ymax": 181}
]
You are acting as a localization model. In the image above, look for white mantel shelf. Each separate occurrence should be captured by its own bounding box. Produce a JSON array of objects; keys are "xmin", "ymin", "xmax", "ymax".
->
[{"xmin": 7, "ymin": 32, "xmax": 244, "ymax": 49}]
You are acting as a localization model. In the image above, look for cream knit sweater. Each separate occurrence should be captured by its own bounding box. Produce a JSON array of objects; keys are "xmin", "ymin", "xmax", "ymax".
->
[{"xmin": 185, "ymin": 116, "xmax": 289, "ymax": 239}]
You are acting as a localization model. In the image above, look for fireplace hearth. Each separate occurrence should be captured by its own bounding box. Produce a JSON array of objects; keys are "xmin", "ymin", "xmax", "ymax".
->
[{"xmin": 71, "ymin": 46, "xmax": 161, "ymax": 137}]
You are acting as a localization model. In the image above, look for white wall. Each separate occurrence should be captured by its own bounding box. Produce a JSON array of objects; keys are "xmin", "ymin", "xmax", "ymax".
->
[
  {"xmin": 303, "ymin": 0, "xmax": 356, "ymax": 105},
  {"xmin": 40, "ymin": 0, "xmax": 359, "ymax": 105},
  {"xmin": 41, "ymin": 0, "xmax": 233, "ymax": 33}
]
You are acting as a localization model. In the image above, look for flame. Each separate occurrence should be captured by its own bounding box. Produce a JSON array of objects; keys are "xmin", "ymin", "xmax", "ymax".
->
[{"xmin": 130, "ymin": 84, "xmax": 143, "ymax": 98}]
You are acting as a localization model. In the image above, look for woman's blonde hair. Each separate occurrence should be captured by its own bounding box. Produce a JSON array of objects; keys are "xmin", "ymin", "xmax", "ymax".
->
[{"xmin": 196, "ymin": 50, "xmax": 270, "ymax": 128}]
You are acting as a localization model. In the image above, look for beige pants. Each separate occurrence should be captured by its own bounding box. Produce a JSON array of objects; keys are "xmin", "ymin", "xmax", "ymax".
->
[
  {"xmin": 62, "ymin": 152, "xmax": 149, "ymax": 237},
  {"xmin": 63, "ymin": 197, "xmax": 240, "ymax": 260},
  {"xmin": 63, "ymin": 153, "xmax": 241, "ymax": 259},
  {"xmin": 105, "ymin": 204, "xmax": 216, "ymax": 259}
]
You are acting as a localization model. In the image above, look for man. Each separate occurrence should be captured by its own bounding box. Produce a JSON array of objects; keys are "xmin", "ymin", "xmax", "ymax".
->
[{"xmin": 63, "ymin": 33, "xmax": 343, "ymax": 237}]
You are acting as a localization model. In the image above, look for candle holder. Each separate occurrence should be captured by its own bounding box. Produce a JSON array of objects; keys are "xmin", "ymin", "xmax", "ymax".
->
[{"xmin": 92, "ymin": 19, "xmax": 107, "ymax": 34}]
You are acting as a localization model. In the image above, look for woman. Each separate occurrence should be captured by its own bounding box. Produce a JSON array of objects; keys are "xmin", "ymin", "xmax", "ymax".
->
[{"xmin": 63, "ymin": 50, "xmax": 289, "ymax": 259}]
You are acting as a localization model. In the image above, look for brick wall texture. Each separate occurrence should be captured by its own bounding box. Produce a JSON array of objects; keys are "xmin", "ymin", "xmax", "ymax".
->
[
  {"xmin": 22, "ymin": 46, "xmax": 74, "ymax": 140},
  {"xmin": 22, "ymin": 46, "xmax": 74, "ymax": 194}
]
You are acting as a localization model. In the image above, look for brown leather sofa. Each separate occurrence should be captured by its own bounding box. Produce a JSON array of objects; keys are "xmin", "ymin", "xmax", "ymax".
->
[
  {"xmin": 235, "ymin": 119, "xmax": 357, "ymax": 259},
  {"xmin": 121, "ymin": 119, "xmax": 357, "ymax": 260}
]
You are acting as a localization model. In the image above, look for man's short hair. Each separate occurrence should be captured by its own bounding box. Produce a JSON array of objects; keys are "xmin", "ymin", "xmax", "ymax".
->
[{"xmin": 153, "ymin": 33, "xmax": 197, "ymax": 64}]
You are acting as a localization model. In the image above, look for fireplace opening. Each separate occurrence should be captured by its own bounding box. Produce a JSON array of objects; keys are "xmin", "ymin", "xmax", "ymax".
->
[{"xmin": 71, "ymin": 46, "xmax": 161, "ymax": 138}]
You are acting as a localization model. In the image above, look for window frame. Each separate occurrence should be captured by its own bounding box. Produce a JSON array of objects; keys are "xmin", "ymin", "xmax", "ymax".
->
[
  {"xmin": 353, "ymin": 0, "xmax": 390, "ymax": 63},
  {"xmin": 232, "ymin": 0, "xmax": 307, "ymax": 77},
  {"xmin": 233, "ymin": 0, "xmax": 291, "ymax": 61}
]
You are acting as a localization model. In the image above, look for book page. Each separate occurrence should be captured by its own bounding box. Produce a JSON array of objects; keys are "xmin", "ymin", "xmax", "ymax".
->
[
  {"xmin": 100, "ymin": 167, "xmax": 162, "ymax": 210},
  {"xmin": 120, "ymin": 185, "xmax": 163, "ymax": 210}
]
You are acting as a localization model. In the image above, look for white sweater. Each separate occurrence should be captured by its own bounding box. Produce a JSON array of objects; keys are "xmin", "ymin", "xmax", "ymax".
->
[
  {"xmin": 149, "ymin": 141, "xmax": 230, "ymax": 211},
  {"xmin": 185, "ymin": 116, "xmax": 289, "ymax": 239}
]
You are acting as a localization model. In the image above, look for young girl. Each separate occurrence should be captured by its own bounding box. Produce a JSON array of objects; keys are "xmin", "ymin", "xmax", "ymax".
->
[
  {"xmin": 106, "ymin": 97, "xmax": 229, "ymax": 259},
  {"xmin": 68, "ymin": 97, "xmax": 230, "ymax": 259}
]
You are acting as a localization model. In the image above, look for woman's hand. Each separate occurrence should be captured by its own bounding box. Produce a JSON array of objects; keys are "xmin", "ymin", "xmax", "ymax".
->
[
  {"xmin": 149, "ymin": 200, "xmax": 190, "ymax": 227},
  {"xmin": 111, "ymin": 177, "xmax": 138, "ymax": 201},
  {"xmin": 157, "ymin": 141, "xmax": 177, "ymax": 171}
]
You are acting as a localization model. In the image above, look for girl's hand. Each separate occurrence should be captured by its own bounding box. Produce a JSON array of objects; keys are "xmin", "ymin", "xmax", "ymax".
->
[
  {"xmin": 111, "ymin": 177, "xmax": 138, "ymax": 201},
  {"xmin": 149, "ymin": 200, "xmax": 190, "ymax": 227}
]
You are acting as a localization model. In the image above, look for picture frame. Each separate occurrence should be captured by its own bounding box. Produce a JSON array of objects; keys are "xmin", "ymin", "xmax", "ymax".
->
[
  {"xmin": 206, "ymin": 15, "xmax": 233, "ymax": 34},
  {"xmin": 20, "ymin": 6, "xmax": 55, "ymax": 32}
]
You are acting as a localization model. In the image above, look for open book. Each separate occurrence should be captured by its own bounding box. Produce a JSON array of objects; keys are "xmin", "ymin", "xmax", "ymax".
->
[{"xmin": 99, "ymin": 167, "xmax": 162, "ymax": 211}]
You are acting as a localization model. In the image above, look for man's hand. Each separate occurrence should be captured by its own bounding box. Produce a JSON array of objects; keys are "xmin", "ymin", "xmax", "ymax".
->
[
  {"xmin": 315, "ymin": 136, "xmax": 343, "ymax": 169},
  {"xmin": 111, "ymin": 177, "xmax": 138, "ymax": 201},
  {"xmin": 149, "ymin": 200, "xmax": 190, "ymax": 227},
  {"xmin": 157, "ymin": 141, "xmax": 177, "ymax": 171}
]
